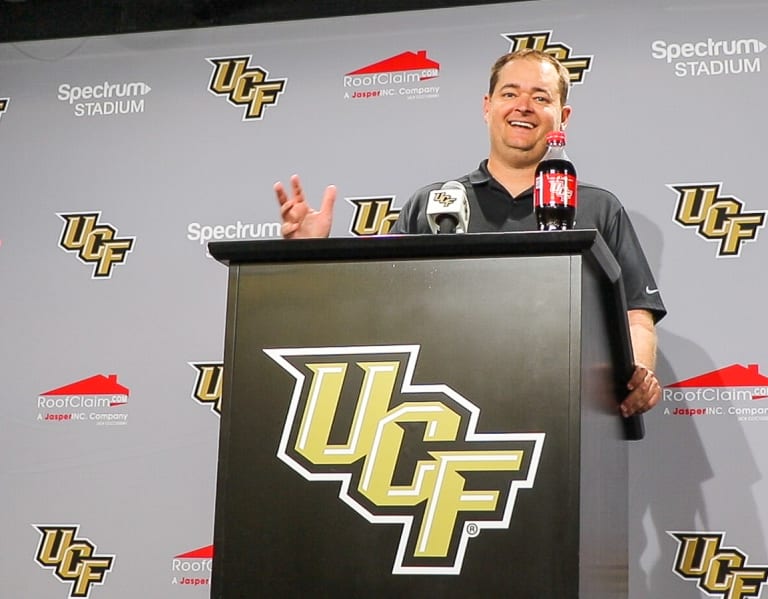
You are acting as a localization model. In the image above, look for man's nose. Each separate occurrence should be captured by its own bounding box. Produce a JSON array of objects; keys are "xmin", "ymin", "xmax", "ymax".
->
[{"xmin": 512, "ymin": 95, "xmax": 533, "ymax": 112}]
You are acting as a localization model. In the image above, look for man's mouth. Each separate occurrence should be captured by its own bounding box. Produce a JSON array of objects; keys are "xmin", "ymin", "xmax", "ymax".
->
[{"xmin": 508, "ymin": 120, "xmax": 535, "ymax": 129}]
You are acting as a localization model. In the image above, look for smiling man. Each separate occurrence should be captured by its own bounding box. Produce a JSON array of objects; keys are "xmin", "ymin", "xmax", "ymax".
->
[{"xmin": 274, "ymin": 49, "xmax": 666, "ymax": 418}]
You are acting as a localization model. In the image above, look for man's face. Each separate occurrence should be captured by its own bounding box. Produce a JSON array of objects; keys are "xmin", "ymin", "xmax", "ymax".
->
[{"xmin": 483, "ymin": 57, "xmax": 571, "ymax": 168}]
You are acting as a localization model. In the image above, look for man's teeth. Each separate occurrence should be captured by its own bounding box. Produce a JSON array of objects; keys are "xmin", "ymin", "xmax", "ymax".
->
[{"xmin": 509, "ymin": 121, "xmax": 534, "ymax": 128}]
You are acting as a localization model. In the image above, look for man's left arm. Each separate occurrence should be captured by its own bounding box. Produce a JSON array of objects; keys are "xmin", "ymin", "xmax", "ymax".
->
[{"xmin": 621, "ymin": 308, "xmax": 661, "ymax": 417}]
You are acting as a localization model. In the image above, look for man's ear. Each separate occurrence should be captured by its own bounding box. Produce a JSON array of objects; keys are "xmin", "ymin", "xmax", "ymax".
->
[{"xmin": 560, "ymin": 104, "xmax": 572, "ymax": 129}]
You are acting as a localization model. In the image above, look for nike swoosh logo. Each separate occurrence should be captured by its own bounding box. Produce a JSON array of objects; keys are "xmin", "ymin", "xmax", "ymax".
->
[{"xmin": 645, "ymin": 286, "xmax": 660, "ymax": 295}]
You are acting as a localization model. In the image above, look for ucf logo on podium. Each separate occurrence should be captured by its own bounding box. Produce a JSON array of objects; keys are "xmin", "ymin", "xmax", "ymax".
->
[{"xmin": 265, "ymin": 345, "xmax": 544, "ymax": 575}]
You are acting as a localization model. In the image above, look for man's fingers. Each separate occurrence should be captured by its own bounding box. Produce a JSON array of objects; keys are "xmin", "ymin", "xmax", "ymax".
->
[
  {"xmin": 280, "ymin": 199, "xmax": 296, "ymax": 219},
  {"xmin": 274, "ymin": 181, "xmax": 288, "ymax": 205},
  {"xmin": 627, "ymin": 364, "xmax": 654, "ymax": 391},
  {"xmin": 290, "ymin": 174, "xmax": 305, "ymax": 203},
  {"xmin": 621, "ymin": 370, "xmax": 661, "ymax": 417},
  {"xmin": 320, "ymin": 185, "xmax": 337, "ymax": 215}
]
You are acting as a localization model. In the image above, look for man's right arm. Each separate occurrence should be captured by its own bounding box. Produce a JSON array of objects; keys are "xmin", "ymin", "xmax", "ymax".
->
[{"xmin": 274, "ymin": 174, "xmax": 336, "ymax": 239}]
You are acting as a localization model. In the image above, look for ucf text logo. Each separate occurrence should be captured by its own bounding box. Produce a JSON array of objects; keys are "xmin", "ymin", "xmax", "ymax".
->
[
  {"xmin": 501, "ymin": 31, "xmax": 592, "ymax": 84},
  {"xmin": 207, "ymin": 56, "xmax": 287, "ymax": 120},
  {"xmin": 432, "ymin": 191, "xmax": 458, "ymax": 208},
  {"xmin": 58, "ymin": 212, "xmax": 135, "ymax": 278},
  {"xmin": 670, "ymin": 532, "xmax": 768, "ymax": 599},
  {"xmin": 34, "ymin": 525, "xmax": 115, "ymax": 598},
  {"xmin": 347, "ymin": 196, "xmax": 400, "ymax": 236},
  {"xmin": 265, "ymin": 345, "xmax": 544, "ymax": 574},
  {"xmin": 669, "ymin": 183, "xmax": 765, "ymax": 257},
  {"xmin": 189, "ymin": 362, "xmax": 223, "ymax": 415}
]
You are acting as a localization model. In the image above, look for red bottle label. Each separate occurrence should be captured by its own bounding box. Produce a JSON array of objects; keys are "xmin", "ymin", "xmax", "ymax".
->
[{"xmin": 537, "ymin": 173, "xmax": 577, "ymax": 207}]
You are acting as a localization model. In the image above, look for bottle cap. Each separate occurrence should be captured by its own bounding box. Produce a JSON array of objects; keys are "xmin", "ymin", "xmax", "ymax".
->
[{"xmin": 546, "ymin": 130, "xmax": 566, "ymax": 144}]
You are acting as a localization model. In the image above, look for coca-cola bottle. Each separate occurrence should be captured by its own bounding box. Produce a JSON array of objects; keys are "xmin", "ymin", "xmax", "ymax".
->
[{"xmin": 534, "ymin": 130, "xmax": 577, "ymax": 230}]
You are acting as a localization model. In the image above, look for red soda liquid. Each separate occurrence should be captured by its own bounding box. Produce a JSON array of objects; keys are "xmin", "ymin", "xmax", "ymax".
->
[{"xmin": 534, "ymin": 158, "xmax": 577, "ymax": 230}]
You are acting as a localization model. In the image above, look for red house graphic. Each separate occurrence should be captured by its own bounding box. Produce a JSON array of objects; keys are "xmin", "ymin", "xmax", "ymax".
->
[
  {"xmin": 346, "ymin": 50, "xmax": 440, "ymax": 80},
  {"xmin": 667, "ymin": 364, "xmax": 768, "ymax": 399},
  {"xmin": 40, "ymin": 374, "xmax": 129, "ymax": 406},
  {"xmin": 175, "ymin": 545, "xmax": 214, "ymax": 559}
]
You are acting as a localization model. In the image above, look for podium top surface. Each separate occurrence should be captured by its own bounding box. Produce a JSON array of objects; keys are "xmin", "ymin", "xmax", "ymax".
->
[{"xmin": 209, "ymin": 229, "xmax": 620, "ymax": 282}]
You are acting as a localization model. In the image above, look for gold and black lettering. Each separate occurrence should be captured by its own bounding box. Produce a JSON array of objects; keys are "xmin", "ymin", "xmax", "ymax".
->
[
  {"xmin": 670, "ymin": 183, "xmax": 765, "ymax": 256},
  {"xmin": 502, "ymin": 31, "xmax": 592, "ymax": 84},
  {"xmin": 207, "ymin": 56, "xmax": 286, "ymax": 120},
  {"xmin": 190, "ymin": 362, "xmax": 224, "ymax": 415},
  {"xmin": 58, "ymin": 212, "xmax": 135, "ymax": 278},
  {"xmin": 266, "ymin": 346, "xmax": 544, "ymax": 574},
  {"xmin": 347, "ymin": 197, "xmax": 400, "ymax": 236},
  {"xmin": 34, "ymin": 525, "xmax": 114, "ymax": 598}
]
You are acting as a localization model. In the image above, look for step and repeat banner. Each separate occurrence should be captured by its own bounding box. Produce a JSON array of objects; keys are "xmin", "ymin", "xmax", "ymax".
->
[{"xmin": 1, "ymin": 0, "xmax": 766, "ymax": 597}]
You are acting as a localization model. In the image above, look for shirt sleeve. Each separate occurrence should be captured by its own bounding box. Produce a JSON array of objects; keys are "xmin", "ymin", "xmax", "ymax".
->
[{"xmin": 603, "ymin": 207, "xmax": 667, "ymax": 323}]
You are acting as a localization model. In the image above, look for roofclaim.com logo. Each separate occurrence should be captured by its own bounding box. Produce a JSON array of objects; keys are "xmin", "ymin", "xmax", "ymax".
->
[
  {"xmin": 171, "ymin": 544, "xmax": 213, "ymax": 588},
  {"xmin": 37, "ymin": 374, "xmax": 130, "ymax": 426},
  {"xmin": 344, "ymin": 50, "xmax": 440, "ymax": 101},
  {"xmin": 663, "ymin": 363, "xmax": 768, "ymax": 421},
  {"xmin": 266, "ymin": 344, "xmax": 544, "ymax": 574}
]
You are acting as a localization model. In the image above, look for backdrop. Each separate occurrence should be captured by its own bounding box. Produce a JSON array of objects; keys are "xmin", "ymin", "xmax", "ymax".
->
[{"xmin": 1, "ymin": 0, "xmax": 766, "ymax": 597}]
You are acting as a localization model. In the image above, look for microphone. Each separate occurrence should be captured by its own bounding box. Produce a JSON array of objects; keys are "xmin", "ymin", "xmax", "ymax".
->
[{"xmin": 426, "ymin": 181, "xmax": 470, "ymax": 234}]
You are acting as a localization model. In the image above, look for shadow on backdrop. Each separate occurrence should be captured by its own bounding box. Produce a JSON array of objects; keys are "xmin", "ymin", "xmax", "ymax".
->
[{"xmin": 627, "ymin": 211, "xmax": 761, "ymax": 597}]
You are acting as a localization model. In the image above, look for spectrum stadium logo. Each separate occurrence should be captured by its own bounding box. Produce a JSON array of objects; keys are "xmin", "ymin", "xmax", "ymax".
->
[
  {"xmin": 171, "ymin": 544, "xmax": 213, "ymax": 588},
  {"xmin": 344, "ymin": 50, "xmax": 440, "ymax": 101},
  {"xmin": 57, "ymin": 81, "xmax": 151, "ymax": 117},
  {"xmin": 651, "ymin": 35, "xmax": 766, "ymax": 78},
  {"xmin": 663, "ymin": 363, "xmax": 768, "ymax": 421},
  {"xmin": 669, "ymin": 183, "xmax": 765, "ymax": 257},
  {"xmin": 670, "ymin": 532, "xmax": 768, "ymax": 598},
  {"xmin": 186, "ymin": 220, "xmax": 281, "ymax": 257},
  {"xmin": 346, "ymin": 195, "xmax": 400, "ymax": 236},
  {"xmin": 501, "ymin": 31, "xmax": 592, "ymax": 85},
  {"xmin": 57, "ymin": 212, "xmax": 136, "ymax": 278},
  {"xmin": 33, "ymin": 525, "xmax": 115, "ymax": 598},
  {"xmin": 189, "ymin": 362, "xmax": 223, "ymax": 415},
  {"xmin": 37, "ymin": 374, "xmax": 130, "ymax": 426},
  {"xmin": 265, "ymin": 344, "xmax": 544, "ymax": 574},
  {"xmin": 207, "ymin": 56, "xmax": 287, "ymax": 120}
]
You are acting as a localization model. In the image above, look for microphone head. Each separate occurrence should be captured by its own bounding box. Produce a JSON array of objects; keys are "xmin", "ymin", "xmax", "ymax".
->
[
  {"xmin": 426, "ymin": 181, "xmax": 470, "ymax": 234},
  {"xmin": 441, "ymin": 180, "xmax": 466, "ymax": 192}
]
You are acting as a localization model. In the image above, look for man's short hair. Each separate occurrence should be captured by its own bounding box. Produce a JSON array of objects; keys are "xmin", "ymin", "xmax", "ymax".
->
[{"xmin": 488, "ymin": 49, "xmax": 571, "ymax": 105}]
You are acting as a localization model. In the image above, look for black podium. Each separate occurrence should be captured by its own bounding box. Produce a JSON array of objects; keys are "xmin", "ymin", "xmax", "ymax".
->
[{"xmin": 208, "ymin": 231, "xmax": 640, "ymax": 599}]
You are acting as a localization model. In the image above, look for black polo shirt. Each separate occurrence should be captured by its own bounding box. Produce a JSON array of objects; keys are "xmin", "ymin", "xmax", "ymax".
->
[{"xmin": 390, "ymin": 160, "xmax": 667, "ymax": 321}]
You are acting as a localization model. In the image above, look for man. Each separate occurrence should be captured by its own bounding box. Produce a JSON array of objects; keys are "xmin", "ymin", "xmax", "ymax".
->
[{"xmin": 274, "ymin": 49, "xmax": 665, "ymax": 418}]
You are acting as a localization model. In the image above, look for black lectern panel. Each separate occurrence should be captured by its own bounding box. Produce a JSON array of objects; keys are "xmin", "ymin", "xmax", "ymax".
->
[{"xmin": 209, "ymin": 231, "xmax": 634, "ymax": 599}]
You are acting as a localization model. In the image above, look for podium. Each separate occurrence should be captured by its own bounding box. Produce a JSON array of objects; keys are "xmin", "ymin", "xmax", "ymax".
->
[{"xmin": 208, "ymin": 230, "xmax": 640, "ymax": 599}]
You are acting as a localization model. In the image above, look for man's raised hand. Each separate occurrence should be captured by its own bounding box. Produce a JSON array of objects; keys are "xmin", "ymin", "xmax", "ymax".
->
[{"xmin": 274, "ymin": 174, "xmax": 336, "ymax": 239}]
